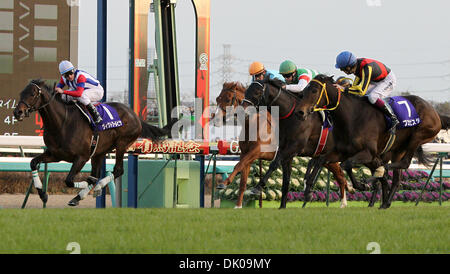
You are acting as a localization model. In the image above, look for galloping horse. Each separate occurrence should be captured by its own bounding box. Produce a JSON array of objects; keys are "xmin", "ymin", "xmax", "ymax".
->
[
  {"xmin": 212, "ymin": 82, "xmax": 279, "ymax": 208},
  {"xmin": 295, "ymin": 74, "xmax": 448, "ymax": 208},
  {"xmin": 216, "ymin": 81, "xmax": 355, "ymax": 208},
  {"xmin": 13, "ymin": 79, "xmax": 174, "ymax": 206}
]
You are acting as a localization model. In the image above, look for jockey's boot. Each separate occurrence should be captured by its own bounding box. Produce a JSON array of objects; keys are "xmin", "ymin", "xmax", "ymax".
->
[
  {"xmin": 86, "ymin": 103, "xmax": 103, "ymax": 125},
  {"xmin": 378, "ymin": 100, "xmax": 399, "ymax": 133}
]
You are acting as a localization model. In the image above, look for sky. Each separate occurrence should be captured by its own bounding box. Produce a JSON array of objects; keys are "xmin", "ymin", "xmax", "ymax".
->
[{"xmin": 78, "ymin": 0, "xmax": 450, "ymax": 103}]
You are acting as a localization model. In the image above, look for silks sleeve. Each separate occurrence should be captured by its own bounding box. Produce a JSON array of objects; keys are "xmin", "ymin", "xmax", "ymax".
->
[
  {"xmin": 347, "ymin": 66, "xmax": 372, "ymax": 96},
  {"xmin": 63, "ymin": 75, "xmax": 86, "ymax": 97},
  {"xmin": 56, "ymin": 77, "xmax": 65, "ymax": 89}
]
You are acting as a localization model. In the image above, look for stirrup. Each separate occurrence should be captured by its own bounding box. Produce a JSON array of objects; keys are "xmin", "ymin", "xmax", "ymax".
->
[{"xmin": 388, "ymin": 119, "xmax": 399, "ymax": 133}]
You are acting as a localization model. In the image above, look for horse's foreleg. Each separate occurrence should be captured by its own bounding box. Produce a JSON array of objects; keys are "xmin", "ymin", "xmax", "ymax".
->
[
  {"xmin": 303, "ymin": 157, "xmax": 324, "ymax": 208},
  {"xmin": 63, "ymin": 157, "xmax": 88, "ymax": 206},
  {"xmin": 218, "ymin": 151, "xmax": 257, "ymax": 189},
  {"xmin": 251, "ymin": 153, "xmax": 281, "ymax": 196},
  {"xmin": 279, "ymin": 157, "xmax": 293, "ymax": 209},
  {"xmin": 30, "ymin": 151, "xmax": 59, "ymax": 203},
  {"xmin": 382, "ymin": 168, "xmax": 401, "ymax": 209}
]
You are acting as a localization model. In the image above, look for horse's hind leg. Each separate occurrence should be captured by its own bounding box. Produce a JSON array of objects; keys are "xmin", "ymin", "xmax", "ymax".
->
[
  {"xmin": 93, "ymin": 148, "xmax": 126, "ymax": 197},
  {"xmin": 324, "ymin": 162, "xmax": 350, "ymax": 208},
  {"xmin": 235, "ymin": 165, "xmax": 251, "ymax": 209},
  {"xmin": 30, "ymin": 151, "xmax": 59, "ymax": 203}
]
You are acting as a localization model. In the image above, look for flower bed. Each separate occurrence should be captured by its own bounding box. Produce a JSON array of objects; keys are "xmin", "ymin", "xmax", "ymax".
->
[{"xmin": 218, "ymin": 156, "xmax": 450, "ymax": 204}]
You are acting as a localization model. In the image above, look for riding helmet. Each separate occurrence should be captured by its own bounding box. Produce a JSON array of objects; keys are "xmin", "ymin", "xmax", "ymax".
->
[
  {"xmin": 59, "ymin": 60, "xmax": 75, "ymax": 75},
  {"xmin": 279, "ymin": 60, "xmax": 297, "ymax": 74},
  {"xmin": 335, "ymin": 51, "xmax": 357, "ymax": 69},
  {"xmin": 248, "ymin": 62, "xmax": 265, "ymax": 75}
]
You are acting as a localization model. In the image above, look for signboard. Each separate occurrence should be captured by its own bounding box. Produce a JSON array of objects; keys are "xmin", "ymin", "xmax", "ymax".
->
[
  {"xmin": 0, "ymin": 0, "xmax": 76, "ymax": 136},
  {"xmin": 192, "ymin": 0, "xmax": 210, "ymax": 142}
]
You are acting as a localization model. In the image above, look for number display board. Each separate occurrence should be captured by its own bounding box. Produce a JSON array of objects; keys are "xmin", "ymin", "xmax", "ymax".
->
[{"xmin": 0, "ymin": 0, "xmax": 75, "ymax": 136}]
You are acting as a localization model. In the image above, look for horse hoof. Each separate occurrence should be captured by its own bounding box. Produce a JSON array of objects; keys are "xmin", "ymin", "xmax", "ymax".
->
[
  {"xmin": 68, "ymin": 199, "xmax": 79, "ymax": 207},
  {"xmin": 37, "ymin": 189, "xmax": 48, "ymax": 203},
  {"xmin": 234, "ymin": 205, "xmax": 242, "ymax": 209}
]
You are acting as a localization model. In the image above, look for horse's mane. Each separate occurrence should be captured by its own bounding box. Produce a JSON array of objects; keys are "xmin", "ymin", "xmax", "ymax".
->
[
  {"xmin": 223, "ymin": 81, "xmax": 246, "ymax": 93},
  {"xmin": 265, "ymin": 77, "xmax": 285, "ymax": 89},
  {"xmin": 30, "ymin": 78, "xmax": 66, "ymax": 104}
]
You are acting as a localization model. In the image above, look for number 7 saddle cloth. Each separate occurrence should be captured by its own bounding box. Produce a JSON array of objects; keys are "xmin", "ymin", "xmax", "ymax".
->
[{"xmin": 386, "ymin": 96, "xmax": 421, "ymax": 130}]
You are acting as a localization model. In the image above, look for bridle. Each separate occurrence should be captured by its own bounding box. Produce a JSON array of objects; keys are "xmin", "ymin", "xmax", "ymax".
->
[
  {"xmin": 219, "ymin": 88, "xmax": 239, "ymax": 112},
  {"xmin": 310, "ymin": 79, "xmax": 341, "ymax": 112},
  {"xmin": 242, "ymin": 81, "xmax": 296, "ymax": 120},
  {"xmin": 242, "ymin": 81, "xmax": 265, "ymax": 107},
  {"xmin": 18, "ymin": 81, "xmax": 57, "ymax": 116}
]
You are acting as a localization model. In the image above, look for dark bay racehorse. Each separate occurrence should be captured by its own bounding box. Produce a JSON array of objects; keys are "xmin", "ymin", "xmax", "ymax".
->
[
  {"xmin": 13, "ymin": 79, "xmax": 174, "ymax": 206},
  {"xmin": 218, "ymin": 80, "xmax": 355, "ymax": 209},
  {"xmin": 295, "ymin": 74, "xmax": 449, "ymax": 208}
]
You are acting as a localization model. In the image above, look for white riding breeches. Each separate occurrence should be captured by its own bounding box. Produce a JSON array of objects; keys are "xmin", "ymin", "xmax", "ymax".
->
[
  {"xmin": 366, "ymin": 71, "xmax": 397, "ymax": 104},
  {"xmin": 62, "ymin": 87, "xmax": 104, "ymax": 105}
]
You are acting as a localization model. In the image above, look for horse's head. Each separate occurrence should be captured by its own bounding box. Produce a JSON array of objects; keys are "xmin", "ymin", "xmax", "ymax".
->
[
  {"xmin": 13, "ymin": 80, "xmax": 50, "ymax": 121},
  {"xmin": 212, "ymin": 82, "xmax": 245, "ymax": 126},
  {"xmin": 296, "ymin": 74, "xmax": 340, "ymax": 120}
]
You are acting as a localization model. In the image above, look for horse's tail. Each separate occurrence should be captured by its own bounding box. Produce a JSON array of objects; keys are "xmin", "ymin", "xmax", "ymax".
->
[
  {"xmin": 438, "ymin": 112, "xmax": 450, "ymax": 130},
  {"xmin": 414, "ymin": 145, "xmax": 434, "ymax": 168},
  {"xmin": 140, "ymin": 118, "xmax": 177, "ymax": 140}
]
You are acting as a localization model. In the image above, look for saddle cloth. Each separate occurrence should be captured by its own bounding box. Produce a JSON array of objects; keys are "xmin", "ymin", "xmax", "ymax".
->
[
  {"xmin": 386, "ymin": 96, "xmax": 421, "ymax": 130},
  {"xmin": 75, "ymin": 102, "xmax": 123, "ymax": 131}
]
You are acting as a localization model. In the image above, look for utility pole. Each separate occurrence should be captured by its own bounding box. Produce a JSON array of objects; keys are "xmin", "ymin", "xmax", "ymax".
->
[{"xmin": 220, "ymin": 44, "xmax": 234, "ymax": 85}]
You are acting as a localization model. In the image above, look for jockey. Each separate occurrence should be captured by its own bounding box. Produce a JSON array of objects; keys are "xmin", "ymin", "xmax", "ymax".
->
[
  {"xmin": 248, "ymin": 61, "xmax": 285, "ymax": 82},
  {"xmin": 334, "ymin": 51, "xmax": 399, "ymax": 132},
  {"xmin": 55, "ymin": 60, "xmax": 104, "ymax": 125},
  {"xmin": 278, "ymin": 60, "xmax": 319, "ymax": 92}
]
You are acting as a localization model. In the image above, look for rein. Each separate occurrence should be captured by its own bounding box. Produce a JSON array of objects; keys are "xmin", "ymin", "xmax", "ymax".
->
[
  {"xmin": 20, "ymin": 82, "xmax": 57, "ymax": 114},
  {"xmin": 310, "ymin": 79, "xmax": 341, "ymax": 112},
  {"xmin": 243, "ymin": 81, "xmax": 297, "ymax": 120}
]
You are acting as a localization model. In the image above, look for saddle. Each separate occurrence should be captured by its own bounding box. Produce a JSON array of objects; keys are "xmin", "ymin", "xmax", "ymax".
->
[{"xmin": 73, "ymin": 102, "xmax": 123, "ymax": 131}]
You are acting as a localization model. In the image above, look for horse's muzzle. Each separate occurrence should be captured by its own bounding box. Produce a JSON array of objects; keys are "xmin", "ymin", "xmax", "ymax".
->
[{"xmin": 13, "ymin": 107, "xmax": 27, "ymax": 121}]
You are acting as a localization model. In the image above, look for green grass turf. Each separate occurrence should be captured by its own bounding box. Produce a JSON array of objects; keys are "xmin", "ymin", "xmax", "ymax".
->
[{"xmin": 0, "ymin": 202, "xmax": 448, "ymax": 254}]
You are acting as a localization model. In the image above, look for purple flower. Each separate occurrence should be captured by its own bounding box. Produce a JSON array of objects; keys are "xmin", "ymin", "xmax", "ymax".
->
[
  {"xmin": 364, "ymin": 192, "xmax": 373, "ymax": 200},
  {"xmin": 317, "ymin": 191, "xmax": 326, "ymax": 201},
  {"xmin": 356, "ymin": 192, "xmax": 365, "ymax": 201},
  {"xmin": 421, "ymin": 171, "xmax": 430, "ymax": 177},
  {"xmin": 287, "ymin": 192, "xmax": 294, "ymax": 202},
  {"xmin": 407, "ymin": 170, "xmax": 416, "ymax": 178},
  {"xmin": 388, "ymin": 171, "xmax": 393, "ymax": 178},
  {"xmin": 402, "ymin": 171, "xmax": 408, "ymax": 178},
  {"xmin": 332, "ymin": 192, "xmax": 340, "ymax": 201}
]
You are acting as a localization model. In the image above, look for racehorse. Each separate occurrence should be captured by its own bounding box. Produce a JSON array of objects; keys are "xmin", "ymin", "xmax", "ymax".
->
[
  {"xmin": 13, "ymin": 79, "xmax": 174, "ymax": 206},
  {"xmin": 215, "ymin": 81, "xmax": 355, "ymax": 209},
  {"xmin": 295, "ymin": 74, "xmax": 448, "ymax": 208}
]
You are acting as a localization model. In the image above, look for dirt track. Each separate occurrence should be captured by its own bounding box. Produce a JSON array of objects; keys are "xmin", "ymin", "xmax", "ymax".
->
[
  {"xmin": 0, "ymin": 194, "xmax": 219, "ymax": 208},
  {"xmin": 0, "ymin": 194, "xmax": 112, "ymax": 209}
]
